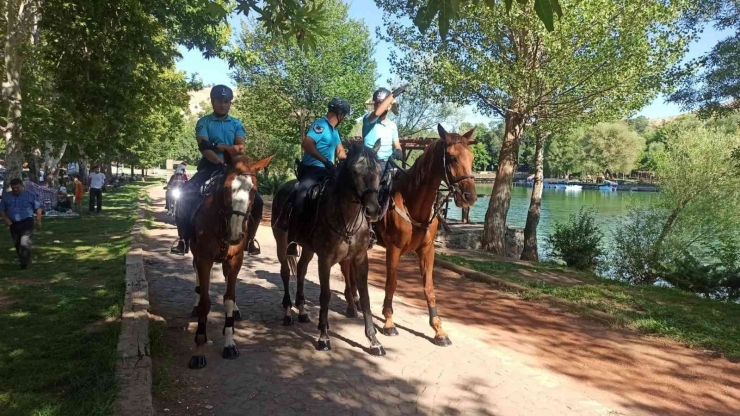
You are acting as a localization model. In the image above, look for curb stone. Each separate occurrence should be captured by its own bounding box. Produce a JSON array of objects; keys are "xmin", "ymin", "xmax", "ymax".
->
[{"xmin": 116, "ymin": 196, "xmax": 154, "ymax": 416}]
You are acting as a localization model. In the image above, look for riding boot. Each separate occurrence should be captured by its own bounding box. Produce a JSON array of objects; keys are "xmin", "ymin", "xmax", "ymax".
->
[{"xmin": 172, "ymin": 238, "xmax": 186, "ymax": 255}]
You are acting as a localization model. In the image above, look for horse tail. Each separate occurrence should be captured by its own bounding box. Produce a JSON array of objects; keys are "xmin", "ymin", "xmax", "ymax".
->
[{"xmin": 288, "ymin": 255, "xmax": 298, "ymax": 277}]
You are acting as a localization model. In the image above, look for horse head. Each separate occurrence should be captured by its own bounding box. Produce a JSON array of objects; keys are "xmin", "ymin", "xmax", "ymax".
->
[
  {"xmin": 338, "ymin": 143, "xmax": 382, "ymax": 222},
  {"xmin": 222, "ymin": 150, "xmax": 273, "ymax": 245},
  {"xmin": 437, "ymin": 124, "xmax": 477, "ymax": 208}
]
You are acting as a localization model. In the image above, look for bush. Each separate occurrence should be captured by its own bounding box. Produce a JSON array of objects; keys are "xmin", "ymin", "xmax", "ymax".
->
[
  {"xmin": 545, "ymin": 208, "xmax": 603, "ymax": 270},
  {"xmin": 609, "ymin": 207, "xmax": 665, "ymax": 285},
  {"xmin": 255, "ymin": 171, "xmax": 292, "ymax": 196}
]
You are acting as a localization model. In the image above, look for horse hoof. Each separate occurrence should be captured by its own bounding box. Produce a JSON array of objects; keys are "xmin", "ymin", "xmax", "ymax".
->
[
  {"xmin": 233, "ymin": 310, "xmax": 243, "ymax": 321},
  {"xmin": 188, "ymin": 355, "xmax": 207, "ymax": 369},
  {"xmin": 381, "ymin": 327, "xmax": 399, "ymax": 337},
  {"xmin": 298, "ymin": 314, "xmax": 311, "ymax": 323},
  {"xmin": 316, "ymin": 340, "xmax": 331, "ymax": 351},
  {"xmin": 283, "ymin": 315, "xmax": 293, "ymax": 326},
  {"xmin": 346, "ymin": 307, "xmax": 358, "ymax": 318},
  {"xmin": 434, "ymin": 336, "xmax": 452, "ymax": 347},
  {"xmin": 369, "ymin": 345, "xmax": 386, "ymax": 356},
  {"xmin": 222, "ymin": 345, "xmax": 239, "ymax": 360},
  {"xmin": 191, "ymin": 307, "xmax": 198, "ymax": 318}
]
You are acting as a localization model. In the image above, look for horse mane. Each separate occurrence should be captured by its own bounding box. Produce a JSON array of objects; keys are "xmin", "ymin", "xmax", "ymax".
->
[
  {"xmin": 335, "ymin": 142, "xmax": 380, "ymax": 192},
  {"xmin": 400, "ymin": 138, "xmax": 446, "ymax": 192}
]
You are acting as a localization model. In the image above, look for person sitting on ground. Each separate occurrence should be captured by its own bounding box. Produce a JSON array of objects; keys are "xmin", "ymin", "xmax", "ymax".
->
[{"xmin": 55, "ymin": 187, "xmax": 73, "ymax": 212}]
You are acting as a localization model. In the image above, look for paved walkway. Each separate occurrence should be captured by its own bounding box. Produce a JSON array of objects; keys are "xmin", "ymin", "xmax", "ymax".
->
[{"xmin": 144, "ymin": 187, "xmax": 739, "ymax": 416}]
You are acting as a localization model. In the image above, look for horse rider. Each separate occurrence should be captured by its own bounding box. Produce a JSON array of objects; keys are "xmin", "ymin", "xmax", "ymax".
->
[
  {"xmin": 173, "ymin": 84, "xmax": 263, "ymax": 255},
  {"xmin": 362, "ymin": 85, "xmax": 408, "ymax": 172},
  {"xmin": 283, "ymin": 97, "xmax": 352, "ymax": 256}
]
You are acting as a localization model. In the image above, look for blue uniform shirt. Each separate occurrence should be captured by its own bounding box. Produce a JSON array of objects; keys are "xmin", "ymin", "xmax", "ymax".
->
[
  {"xmin": 302, "ymin": 117, "xmax": 341, "ymax": 168},
  {"xmin": 362, "ymin": 114, "xmax": 399, "ymax": 161},
  {"xmin": 0, "ymin": 190, "xmax": 41, "ymax": 223},
  {"xmin": 195, "ymin": 113, "xmax": 246, "ymax": 169}
]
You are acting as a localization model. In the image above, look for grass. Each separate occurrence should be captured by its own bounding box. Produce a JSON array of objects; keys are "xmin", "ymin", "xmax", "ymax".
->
[
  {"xmin": 437, "ymin": 253, "xmax": 740, "ymax": 359},
  {"xmin": 0, "ymin": 183, "xmax": 148, "ymax": 416}
]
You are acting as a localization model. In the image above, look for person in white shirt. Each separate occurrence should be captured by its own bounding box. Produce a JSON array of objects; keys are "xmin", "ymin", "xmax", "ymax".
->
[{"xmin": 87, "ymin": 166, "xmax": 106, "ymax": 214}]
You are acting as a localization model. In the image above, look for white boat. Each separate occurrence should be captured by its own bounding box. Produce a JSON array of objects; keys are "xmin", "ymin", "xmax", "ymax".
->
[
  {"xmin": 565, "ymin": 185, "xmax": 583, "ymax": 191},
  {"xmin": 598, "ymin": 180, "xmax": 618, "ymax": 191}
]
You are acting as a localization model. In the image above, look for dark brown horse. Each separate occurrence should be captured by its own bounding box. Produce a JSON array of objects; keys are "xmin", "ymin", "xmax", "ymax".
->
[
  {"xmin": 271, "ymin": 143, "xmax": 386, "ymax": 355},
  {"xmin": 189, "ymin": 152, "xmax": 272, "ymax": 369},
  {"xmin": 343, "ymin": 124, "xmax": 477, "ymax": 346}
]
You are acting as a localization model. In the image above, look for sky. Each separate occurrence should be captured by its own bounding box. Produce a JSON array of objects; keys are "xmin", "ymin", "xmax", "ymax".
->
[{"xmin": 176, "ymin": 1, "xmax": 732, "ymax": 125}]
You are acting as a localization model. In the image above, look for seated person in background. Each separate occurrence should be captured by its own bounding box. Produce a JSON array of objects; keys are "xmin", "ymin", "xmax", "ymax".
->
[{"xmin": 55, "ymin": 187, "xmax": 73, "ymax": 212}]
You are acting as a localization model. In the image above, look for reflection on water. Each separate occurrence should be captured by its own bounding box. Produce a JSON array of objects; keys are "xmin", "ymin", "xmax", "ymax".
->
[{"xmin": 445, "ymin": 185, "xmax": 657, "ymax": 256}]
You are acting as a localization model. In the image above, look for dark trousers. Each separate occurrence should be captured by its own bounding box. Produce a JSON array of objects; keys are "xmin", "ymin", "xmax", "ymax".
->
[
  {"xmin": 293, "ymin": 165, "xmax": 329, "ymax": 218},
  {"xmin": 10, "ymin": 218, "xmax": 34, "ymax": 267},
  {"xmin": 89, "ymin": 188, "xmax": 102, "ymax": 213}
]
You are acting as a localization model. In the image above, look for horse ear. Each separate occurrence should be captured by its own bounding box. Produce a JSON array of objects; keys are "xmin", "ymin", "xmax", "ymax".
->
[
  {"xmin": 437, "ymin": 124, "xmax": 447, "ymax": 139},
  {"xmin": 373, "ymin": 138, "xmax": 382, "ymax": 153},
  {"xmin": 248, "ymin": 155, "xmax": 274, "ymax": 173},
  {"xmin": 222, "ymin": 148, "xmax": 235, "ymax": 166},
  {"xmin": 462, "ymin": 126, "xmax": 477, "ymax": 143}
]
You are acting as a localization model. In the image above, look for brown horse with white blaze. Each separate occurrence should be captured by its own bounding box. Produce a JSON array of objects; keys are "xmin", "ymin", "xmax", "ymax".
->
[
  {"xmin": 343, "ymin": 124, "xmax": 477, "ymax": 346},
  {"xmin": 189, "ymin": 151, "xmax": 273, "ymax": 369}
]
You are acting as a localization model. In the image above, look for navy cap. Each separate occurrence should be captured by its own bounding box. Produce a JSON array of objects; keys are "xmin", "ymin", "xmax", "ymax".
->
[{"xmin": 210, "ymin": 85, "xmax": 233, "ymax": 100}]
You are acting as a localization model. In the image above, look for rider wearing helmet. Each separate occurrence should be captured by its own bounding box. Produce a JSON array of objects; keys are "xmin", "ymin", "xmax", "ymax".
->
[
  {"xmin": 363, "ymin": 85, "xmax": 408, "ymax": 170},
  {"xmin": 284, "ymin": 97, "xmax": 351, "ymax": 256},
  {"xmin": 173, "ymin": 84, "xmax": 263, "ymax": 255}
]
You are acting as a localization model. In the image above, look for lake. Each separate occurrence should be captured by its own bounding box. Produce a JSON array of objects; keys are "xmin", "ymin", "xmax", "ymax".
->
[{"xmin": 445, "ymin": 184, "xmax": 658, "ymax": 257}]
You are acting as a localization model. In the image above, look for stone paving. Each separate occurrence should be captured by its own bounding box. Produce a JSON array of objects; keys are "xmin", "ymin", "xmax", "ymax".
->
[{"xmin": 144, "ymin": 187, "xmax": 740, "ymax": 416}]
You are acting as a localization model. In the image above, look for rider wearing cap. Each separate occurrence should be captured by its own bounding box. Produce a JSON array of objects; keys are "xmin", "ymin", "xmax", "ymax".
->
[
  {"xmin": 173, "ymin": 84, "xmax": 263, "ymax": 255},
  {"xmin": 363, "ymin": 85, "xmax": 408, "ymax": 171},
  {"xmin": 284, "ymin": 97, "xmax": 351, "ymax": 256}
]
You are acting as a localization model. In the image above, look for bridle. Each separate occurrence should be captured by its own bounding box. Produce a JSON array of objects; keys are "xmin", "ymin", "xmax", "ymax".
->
[
  {"xmin": 442, "ymin": 141, "xmax": 475, "ymax": 198},
  {"xmin": 219, "ymin": 172, "xmax": 257, "ymax": 243}
]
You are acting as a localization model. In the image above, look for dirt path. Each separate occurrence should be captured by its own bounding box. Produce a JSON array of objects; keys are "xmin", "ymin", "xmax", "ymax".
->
[{"xmin": 144, "ymin": 187, "xmax": 739, "ymax": 415}]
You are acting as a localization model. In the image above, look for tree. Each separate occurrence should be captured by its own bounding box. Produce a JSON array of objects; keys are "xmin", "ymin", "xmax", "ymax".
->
[
  {"xmin": 391, "ymin": 82, "xmax": 461, "ymax": 137},
  {"xmin": 378, "ymin": 0, "xmax": 697, "ymax": 255},
  {"xmin": 521, "ymin": 126, "xmax": 546, "ymax": 260},
  {"xmin": 580, "ymin": 122, "xmax": 644, "ymax": 177},
  {"xmin": 230, "ymin": 0, "xmax": 376, "ymax": 171},
  {"xmin": 669, "ymin": 1, "xmax": 740, "ymax": 118},
  {"xmin": 544, "ymin": 128, "xmax": 584, "ymax": 178}
]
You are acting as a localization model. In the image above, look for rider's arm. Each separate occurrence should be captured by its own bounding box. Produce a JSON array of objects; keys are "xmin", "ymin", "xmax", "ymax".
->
[
  {"xmin": 198, "ymin": 136, "xmax": 224, "ymax": 165},
  {"xmin": 336, "ymin": 142, "xmax": 347, "ymax": 161},
  {"xmin": 301, "ymin": 136, "xmax": 329, "ymax": 163},
  {"xmin": 217, "ymin": 135, "xmax": 245, "ymax": 155},
  {"xmin": 366, "ymin": 93, "xmax": 395, "ymax": 124}
]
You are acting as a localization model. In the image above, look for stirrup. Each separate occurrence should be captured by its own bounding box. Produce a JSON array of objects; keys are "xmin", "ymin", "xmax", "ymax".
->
[
  {"xmin": 170, "ymin": 239, "xmax": 186, "ymax": 255},
  {"xmin": 368, "ymin": 230, "xmax": 377, "ymax": 249},
  {"xmin": 286, "ymin": 242, "xmax": 299, "ymax": 257},
  {"xmin": 247, "ymin": 239, "xmax": 261, "ymax": 256}
]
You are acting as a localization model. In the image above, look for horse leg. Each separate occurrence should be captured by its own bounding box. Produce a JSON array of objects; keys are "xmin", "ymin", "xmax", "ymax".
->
[
  {"xmin": 191, "ymin": 258, "xmax": 200, "ymax": 318},
  {"xmin": 340, "ymin": 259, "xmax": 358, "ymax": 318},
  {"xmin": 381, "ymin": 245, "xmax": 401, "ymax": 336},
  {"xmin": 189, "ymin": 260, "xmax": 212, "ymax": 369},
  {"xmin": 417, "ymin": 242, "xmax": 450, "ymax": 346},
  {"xmin": 296, "ymin": 250, "xmax": 314, "ymax": 323},
  {"xmin": 316, "ymin": 258, "xmax": 332, "ymax": 351},
  {"xmin": 222, "ymin": 261, "xmax": 240, "ymax": 359},
  {"xmin": 273, "ymin": 226, "xmax": 294, "ymax": 325},
  {"xmin": 355, "ymin": 252, "xmax": 385, "ymax": 356}
]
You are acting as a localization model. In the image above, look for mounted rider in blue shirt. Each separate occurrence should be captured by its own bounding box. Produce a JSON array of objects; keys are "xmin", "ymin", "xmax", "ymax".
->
[
  {"xmin": 283, "ymin": 97, "xmax": 351, "ymax": 256},
  {"xmin": 173, "ymin": 84, "xmax": 263, "ymax": 255},
  {"xmin": 362, "ymin": 86, "xmax": 407, "ymax": 171}
]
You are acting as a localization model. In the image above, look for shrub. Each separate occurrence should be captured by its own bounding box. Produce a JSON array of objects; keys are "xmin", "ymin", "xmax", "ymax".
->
[
  {"xmin": 255, "ymin": 171, "xmax": 292, "ymax": 197},
  {"xmin": 609, "ymin": 207, "xmax": 665, "ymax": 285},
  {"xmin": 545, "ymin": 208, "xmax": 603, "ymax": 270}
]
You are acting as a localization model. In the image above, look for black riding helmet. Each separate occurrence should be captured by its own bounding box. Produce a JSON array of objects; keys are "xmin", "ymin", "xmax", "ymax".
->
[
  {"xmin": 372, "ymin": 87, "xmax": 391, "ymax": 104},
  {"xmin": 210, "ymin": 84, "xmax": 234, "ymax": 100},
  {"xmin": 327, "ymin": 97, "xmax": 351, "ymax": 117}
]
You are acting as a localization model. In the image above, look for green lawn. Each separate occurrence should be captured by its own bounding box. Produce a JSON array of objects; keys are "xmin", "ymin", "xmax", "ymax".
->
[
  {"xmin": 437, "ymin": 253, "xmax": 740, "ymax": 360},
  {"xmin": 0, "ymin": 183, "xmax": 146, "ymax": 416}
]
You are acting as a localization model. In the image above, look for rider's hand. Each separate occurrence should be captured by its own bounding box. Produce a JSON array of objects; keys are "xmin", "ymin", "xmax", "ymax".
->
[
  {"xmin": 392, "ymin": 149, "xmax": 403, "ymax": 161},
  {"xmin": 391, "ymin": 84, "xmax": 409, "ymax": 98},
  {"xmin": 3, "ymin": 218, "xmax": 12, "ymax": 227},
  {"xmin": 322, "ymin": 159, "xmax": 336, "ymax": 175}
]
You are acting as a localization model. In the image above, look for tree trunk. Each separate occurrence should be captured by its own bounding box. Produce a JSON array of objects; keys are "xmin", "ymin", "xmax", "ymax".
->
[
  {"xmin": 3, "ymin": 0, "xmax": 31, "ymax": 182},
  {"xmin": 481, "ymin": 99, "xmax": 526, "ymax": 255},
  {"xmin": 44, "ymin": 140, "xmax": 67, "ymax": 188},
  {"xmin": 28, "ymin": 148, "xmax": 42, "ymax": 184},
  {"xmin": 521, "ymin": 129, "xmax": 546, "ymax": 261},
  {"xmin": 130, "ymin": 165, "xmax": 134, "ymax": 176}
]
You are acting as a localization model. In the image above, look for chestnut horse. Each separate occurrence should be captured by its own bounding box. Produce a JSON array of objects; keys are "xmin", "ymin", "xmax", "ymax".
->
[
  {"xmin": 342, "ymin": 124, "xmax": 477, "ymax": 346},
  {"xmin": 271, "ymin": 143, "xmax": 386, "ymax": 355},
  {"xmin": 189, "ymin": 151, "xmax": 272, "ymax": 369}
]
